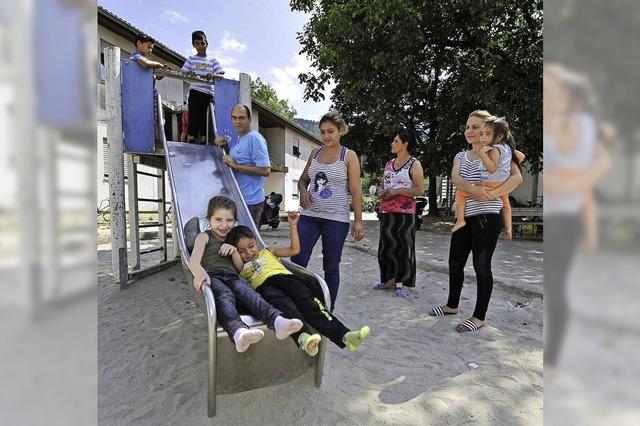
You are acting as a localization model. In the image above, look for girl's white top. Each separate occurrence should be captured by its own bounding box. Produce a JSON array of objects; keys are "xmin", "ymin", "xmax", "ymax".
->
[
  {"xmin": 483, "ymin": 143, "xmax": 512, "ymax": 182},
  {"xmin": 544, "ymin": 112, "xmax": 597, "ymax": 215}
]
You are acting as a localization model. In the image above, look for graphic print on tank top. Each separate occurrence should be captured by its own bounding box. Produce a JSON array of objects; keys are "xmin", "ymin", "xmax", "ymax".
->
[
  {"xmin": 380, "ymin": 157, "xmax": 417, "ymax": 214},
  {"xmin": 313, "ymin": 171, "xmax": 333, "ymax": 199}
]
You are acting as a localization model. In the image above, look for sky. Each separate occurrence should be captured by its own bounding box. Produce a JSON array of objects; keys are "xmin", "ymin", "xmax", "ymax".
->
[{"xmin": 98, "ymin": 0, "xmax": 332, "ymax": 119}]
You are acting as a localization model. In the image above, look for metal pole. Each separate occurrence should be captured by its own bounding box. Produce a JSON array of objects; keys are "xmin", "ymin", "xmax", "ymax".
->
[
  {"xmin": 171, "ymin": 198, "xmax": 179, "ymax": 259},
  {"xmin": 127, "ymin": 155, "xmax": 140, "ymax": 270},
  {"xmin": 105, "ymin": 46, "xmax": 128, "ymax": 288},
  {"xmin": 16, "ymin": 0, "xmax": 41, "ymax": 315},
  {"xmin": 204, "ymin": 286, "xmax": 218, "ymax": 417},
  {"xmin": 44, "ymin": 129, "xmax": 60, "ymax": 296},
  {"xmin": 315, "ymin": 339, "xmax": 326, "ymax": 387},
  {"xmin": 158, "ymin": 169, "xmax": 167, "ymax": 262}
]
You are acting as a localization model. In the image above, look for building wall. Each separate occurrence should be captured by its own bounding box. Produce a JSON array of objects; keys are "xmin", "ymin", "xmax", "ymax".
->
[
  {"xmin": 262, "ymin": 126, "xmax": 286, "ymax": 206},
  {"xmin": 511, "ymin": 164, "xmax": 542, "ymax": 205},
  {"xmin": 283, "ymin": 128, "xmax": 321, "ymax": 212},
  {"xmin": 262, "ymin": 127, "xmax": 285, "ymax": 163}
]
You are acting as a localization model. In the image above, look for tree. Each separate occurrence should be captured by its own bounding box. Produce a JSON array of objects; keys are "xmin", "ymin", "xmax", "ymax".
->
[
  {"xmin": 290, "ymin": 0, "xmax": 542, "ymax": 215},
  {"xmin": 251, "ymin": 77, "xmax": 298, "ymax": 120}
]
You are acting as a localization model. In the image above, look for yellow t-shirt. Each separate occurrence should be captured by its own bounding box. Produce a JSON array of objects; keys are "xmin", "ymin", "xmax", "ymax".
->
[{"xmin": 240, "ymin": 248, "xmax": 293, "ymax": 289}]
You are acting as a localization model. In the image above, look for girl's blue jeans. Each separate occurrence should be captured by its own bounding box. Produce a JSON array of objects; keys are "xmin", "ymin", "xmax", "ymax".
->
[{"xmin": 291, "ymin": 215, "xmax": 350, "ymax": 310}]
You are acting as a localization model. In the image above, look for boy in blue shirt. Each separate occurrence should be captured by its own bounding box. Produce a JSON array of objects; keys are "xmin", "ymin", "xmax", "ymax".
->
[
  {"xmin": 130, "ymin": 33, "xmax": 171, "ymax": 141},
  {"xmin": 130, "ymin": 33, "xmax": 170, "ymax": 75},
  {"xmin": 181, "ymin": 30, "xmax": 225, "ymax": 144}
]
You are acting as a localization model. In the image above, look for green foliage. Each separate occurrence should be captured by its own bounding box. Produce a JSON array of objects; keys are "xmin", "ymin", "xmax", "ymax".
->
[
  {"xmin": 361, "ymin": 172, "xmax": 380, "ymax": 190},
  {"xmin": 251, "ymin": 77, "xmax": 298, "ymax": 120},
  {"xmin": 290, "ymin": 0, "xmax": 543, "ymax": 177}
]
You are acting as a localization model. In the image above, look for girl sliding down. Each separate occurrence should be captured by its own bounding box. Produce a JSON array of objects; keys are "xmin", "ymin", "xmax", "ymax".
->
[{"xmin": 226, "ymin": 212, "xmax": 370, "ymax": 356}]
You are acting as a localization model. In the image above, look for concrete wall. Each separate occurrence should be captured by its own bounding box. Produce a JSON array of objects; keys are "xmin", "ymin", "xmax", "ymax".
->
[
  {"xmin": 283, "ymin": 128, "xmax": 321, "ymax": 212},
  {"xmin": 261, "ymin": 127, "xmax": 285, "ymax": 164},
  {"xmin": 511, "ymin": 164, "xmax": 542, "ymax": 205}
]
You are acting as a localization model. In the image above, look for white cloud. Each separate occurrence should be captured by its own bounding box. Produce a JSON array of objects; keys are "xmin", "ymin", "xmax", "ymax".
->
[
  {"xmin": 161, "ymin": 9, "xmax": 188, "ymax": 23},
  {"xmin": 220, "ymin": 31, "xmax": 247, "ymax": 52},
  {"xmin": 267, "ymin": 53, "xmax": 333, "ymax": 119},
  {"xmin": 269, "ymin": 54, "xmax": 308, "ymax": 103},
  {"xmin": 211, "ymin": 50, "xmax": 237, "ymax": 68},
  {"xmin": 221, "ymin": 67, "xmax": 258, "ymax": 82}
]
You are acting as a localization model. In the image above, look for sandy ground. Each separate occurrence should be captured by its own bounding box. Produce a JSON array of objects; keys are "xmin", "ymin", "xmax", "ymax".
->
[{"xmin": 98, "ymin": 219, "xmax": 543, "ymax": 425}]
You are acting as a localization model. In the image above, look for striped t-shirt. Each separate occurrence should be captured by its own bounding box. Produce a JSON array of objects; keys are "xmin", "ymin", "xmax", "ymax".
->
[
  {"xmin": 301, "ymin": 146, "xmax": 351, "ymax": 223},
  {"xmin": 181, "ymin": 54, "xmax": 224, "ymax": 96},
  {"xmin": 454, "ymin": 150, "xmax": 503, "ymax": 217}
]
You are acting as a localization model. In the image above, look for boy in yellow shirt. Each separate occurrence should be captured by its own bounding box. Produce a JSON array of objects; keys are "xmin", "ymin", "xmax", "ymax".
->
[{"xmin": 226, "ymin": 212, "xmax": 370, "ymax": 356}]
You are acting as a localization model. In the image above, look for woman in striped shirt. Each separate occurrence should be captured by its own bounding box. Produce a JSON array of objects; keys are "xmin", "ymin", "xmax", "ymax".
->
[
  {"xmin": 292, "ymin": 110, "xmax": 364, "ymax": 310},
  {"xmin": 428, "ymin": 110, "xmax": 523, "ymax": 332}
]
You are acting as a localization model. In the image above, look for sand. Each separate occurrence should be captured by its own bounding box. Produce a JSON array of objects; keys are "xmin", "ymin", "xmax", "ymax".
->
[{"xmin": 98, "ymin": 221, "xmax": 543, "ymax": 425}]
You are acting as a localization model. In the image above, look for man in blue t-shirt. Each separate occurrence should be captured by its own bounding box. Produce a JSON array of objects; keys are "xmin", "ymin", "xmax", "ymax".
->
[{"xmin": 215, "ymin": 104, "xmax": 271, "ymax": 226}]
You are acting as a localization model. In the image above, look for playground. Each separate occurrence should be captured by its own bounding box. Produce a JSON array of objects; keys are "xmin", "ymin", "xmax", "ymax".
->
[
  {"xmin": 98, "ymin": 219, "xmax": 543, "ymax": 424},
  {"xmin": 96, "ymin": 41, "xmax": 544, "ymax": 423}
]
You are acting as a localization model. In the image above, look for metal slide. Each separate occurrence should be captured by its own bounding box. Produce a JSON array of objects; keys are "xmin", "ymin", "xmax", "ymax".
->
[{"xmin": 157, "ymin": 97, "xmax": 329, "ymax": 417}]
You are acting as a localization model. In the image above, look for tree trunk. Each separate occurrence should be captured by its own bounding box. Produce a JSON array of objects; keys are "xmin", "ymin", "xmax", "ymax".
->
[{"xmin": 428, "ymin": 174, "xmax": 439, "ymax": 216}]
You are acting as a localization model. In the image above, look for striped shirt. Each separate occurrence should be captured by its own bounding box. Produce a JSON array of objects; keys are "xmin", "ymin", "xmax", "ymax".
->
[
  {"xmin": 301, "ymin": 146, "xmax": 351, "ymax": 223},
  {"xmin": 181, "ymin": 55, "xmax": 224, "ymax": 96},
  {"xmin": 454, "ymin": 150, "xmax": 503, "ymax": 217}
]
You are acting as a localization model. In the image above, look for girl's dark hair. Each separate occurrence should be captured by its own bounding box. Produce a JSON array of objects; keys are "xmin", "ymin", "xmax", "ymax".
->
[
  {"xmin": 319, "ymin": 110, "xmax": 348, "ymax": 135},
  {"xmin": 225, "ymin": 225, "xmax": 256, "ymax": 246},
  {"xmin": 206, "ymin": 196, "xmax": 237, "ymax": 220},
  {"xmin": 397, "ymin": 130, "xmax": 417, "ymax": 154},
  {"xmin": 312, "ymin": 171, "xmax": 329, "ymax": 192},
  {"xmin": 192, "ymin": 30, "xmax": 207, "ymax": 44},
  {"xmin": 484, "ymin": 116, "xmax": 522, "ymax": 172}
]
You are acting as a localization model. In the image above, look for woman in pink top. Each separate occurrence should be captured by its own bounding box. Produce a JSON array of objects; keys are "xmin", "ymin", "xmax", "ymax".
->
[{"xmin": 372, "ymin": 131, "xmax": 425, "ymax": 297}]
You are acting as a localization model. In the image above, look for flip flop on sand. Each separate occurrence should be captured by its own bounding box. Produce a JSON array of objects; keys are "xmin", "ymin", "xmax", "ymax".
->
[
  {"xmin": 395, "ymin": 288, "xmax": 411, "ymax": 297},
  {"xmin": 456, "ymin": 319, "xmax": 484, "ymax": 333},
  {"xmin": 372, "ymin": 282, "xmax": 395, "ymax": 290},
  {"xmin": 429, "ymin": 306, "xmax": 457, "ymax": 317}
]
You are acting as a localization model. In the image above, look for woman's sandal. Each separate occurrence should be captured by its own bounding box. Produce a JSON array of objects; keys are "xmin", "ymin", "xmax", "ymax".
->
[
  {"xmin": 394, "ymin": 288, "xmax": 411, "ymax": 297},
  {"xmin": 456, "ymin": 319, "xmax": 484, "ymax": 333},
  {"xmin": 428, "ymin": 306, "xmax": 457, "ymax": 317},
  {"xmin": 372, "ymin": 282, "xmax": 395, "ymax": 290}
]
